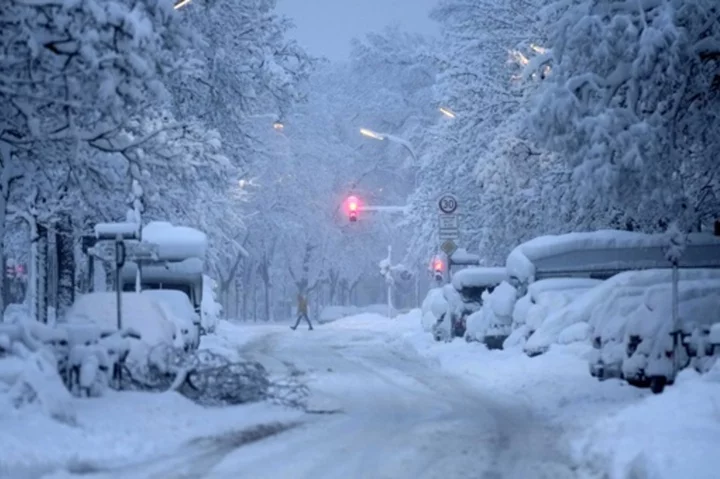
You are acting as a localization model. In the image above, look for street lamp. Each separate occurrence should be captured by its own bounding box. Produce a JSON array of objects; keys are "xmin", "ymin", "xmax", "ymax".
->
[
  {"xmin": 359, "ymin": 127, "xmax": 418, "ymax": 165},
  {"xmin": 273, "ymin": 121, "xmax": 285, "ymax": 131},
  {"xmin": 174, "ymin": 0, "xmax": 192, "ymax": 9},
  {"xmin": 438, "ymin": 107, "xmax": 456, "ymax": 119}
]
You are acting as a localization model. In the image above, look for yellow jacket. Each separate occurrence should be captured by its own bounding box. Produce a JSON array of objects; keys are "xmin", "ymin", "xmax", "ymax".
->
[{"xmin": 297, "ymin": 295, "xmax": 308, "ymax": 314}]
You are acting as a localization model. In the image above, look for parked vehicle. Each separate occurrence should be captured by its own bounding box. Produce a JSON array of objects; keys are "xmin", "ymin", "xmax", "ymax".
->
[
  {"xmin": 142, "ymin": 289, "xmax": 201, "ymax": 351},
  {"xmin": 431, "ymin": 267, "xmax": 507, "ymax": 342},
  {"xmin": 621, "ymin": 280, "xmax": 720, "ymax": 393},
  {"xmin": 586, "ymin": 270, "xmax": 720, "ymax": 391}
]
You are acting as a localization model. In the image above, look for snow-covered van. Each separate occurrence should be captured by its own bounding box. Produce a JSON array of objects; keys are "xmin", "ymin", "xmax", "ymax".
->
[{"xmin": 119, "ymin": 222, "xmax": 208, "ymax": 334}]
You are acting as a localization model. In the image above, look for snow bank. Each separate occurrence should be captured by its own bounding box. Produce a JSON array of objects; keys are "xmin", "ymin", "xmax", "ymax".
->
[
  {"xmin": 525, "ymin": 269, "xmax": 720, "ymax": 355},
  {"xmin": 0, "ymin": 325, "xmax": 76, "ymax": 425},
  {"xmin": 140, "ymin": 221, "xmax": 208, "ymax": 261},
  {"xmin": 0, "ymin": 391, "xmax": 302, "ymax": 476},
  {"xmin": 451, "ymin": 267, "xmax": 507, "ymax": 291},
  {"xmin": 360, "ymin": 304, "xmax": 398, "ymax": 317},
  {"xmin": 574, "ymin": 370, "xmax": 720, "ymax": 479},
  {"xmin": 319, "ymin": 306, "xmax": 360, "ymax": 324}
]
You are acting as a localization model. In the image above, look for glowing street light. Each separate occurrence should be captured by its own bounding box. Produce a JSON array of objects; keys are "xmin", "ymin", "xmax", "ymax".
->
[
  {"xmin": 174, "ymin": 0, "xmax": 192, "ymax": 9},
  {"xmin": 360, "ymin": 128, "xmax": 385, "ymax": 141},
  {"xmin": 439, "ymin": 107, "xmax": 456, "ymax": 119},
  {"xmin": 273, "ymin": 121, "xmax": 285, "ymax": 131}
]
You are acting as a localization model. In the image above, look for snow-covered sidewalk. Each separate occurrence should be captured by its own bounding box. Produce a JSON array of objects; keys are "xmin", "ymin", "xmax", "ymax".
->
[
  {"xmin": 385, "ymin": 310, "xmax": 720, "ymax": 479},
  {"xmin": 0, "ymin": 320, "xmax": 303, "ymax": 478}
]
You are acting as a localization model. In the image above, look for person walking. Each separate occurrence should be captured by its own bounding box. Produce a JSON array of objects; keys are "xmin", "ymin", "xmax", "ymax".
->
[{"xmin": 291, "ymin": 292, "xmax": 313, "ymax": 330}]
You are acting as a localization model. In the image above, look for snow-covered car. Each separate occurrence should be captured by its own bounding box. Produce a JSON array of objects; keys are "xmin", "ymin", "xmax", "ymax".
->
[
  {"xmin": 141, "ymin": 290, "xmax": 201, "ymax": 351},
  {"xmin": 62, "ymin": 292, "xmax": 178, "ymax": 365},
  {"xmin": 524, "ymin": 269, "xmax": 720, "ymax": 357},
  {"xmin": 621, "ymin": 280, "xmax": 720, "ymax": 393},
  {"xmin": 421, "ymin": 287, "xmax": 447, "ymax": 332},
  {"xmin": 465, "ymin": 281, "xmax": 517, "ymax": 349},
  {"xmin": 586, "ymin": 269, "xmax": 720, "ymax": 385},
  {"xmin": 432, "ymin": 267, "xmax": 507, "ymax": 342},
  {"xmin": 503, "ymin": 278, "xmax": 602, "ymax": 350},
  {"xmin": 430, "ymin": 285, "xmax": 462, "ymax": 342},
  {"xmin": 587, "ymin": 286, "xmax": 648, "ymax": 381}
]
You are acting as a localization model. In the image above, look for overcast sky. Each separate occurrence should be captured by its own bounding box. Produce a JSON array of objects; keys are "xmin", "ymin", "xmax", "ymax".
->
[{"xmin": 276, "ymin": 0, "xmax": 439, "ymax": 61}]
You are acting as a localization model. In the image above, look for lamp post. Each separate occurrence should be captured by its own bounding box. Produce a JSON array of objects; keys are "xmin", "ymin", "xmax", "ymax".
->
[
  {"xmin": 360, "ymin": 128, "xmax": 422, "ymax": 307},
  {"xmin": 360, "ymin": 128, "xmax": 419, "ymax": 166}
]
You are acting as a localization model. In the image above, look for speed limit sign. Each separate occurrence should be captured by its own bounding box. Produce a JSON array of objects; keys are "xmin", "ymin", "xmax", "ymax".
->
[{"xmin": 438, "ymin": 194, "xmax": 458, "ymax": 214}]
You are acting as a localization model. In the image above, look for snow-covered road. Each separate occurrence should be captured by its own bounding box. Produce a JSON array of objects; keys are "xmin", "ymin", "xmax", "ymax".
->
[
  {"xmin": 5, "ymin": 314, "xmax": 720, "ymax": 479},
  {"xmin": 56, "ymin": 318, "xmax": 579, "ymax": 479},
  {"xmin": 221, "ymin": 326, "xmax": 578, "ymax": 479}
]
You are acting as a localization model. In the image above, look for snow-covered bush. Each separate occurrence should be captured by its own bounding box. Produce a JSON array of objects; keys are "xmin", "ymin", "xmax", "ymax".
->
[{"xmin": 0, "ymin": 324, "xmax": 75, "ymax": 424}]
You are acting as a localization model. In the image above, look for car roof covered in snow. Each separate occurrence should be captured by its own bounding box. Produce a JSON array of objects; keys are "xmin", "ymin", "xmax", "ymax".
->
[
  {"xmin": 507, "ymin": 230, "xmax": 720, "ymax": 283},
  {"xmin": 452, "ymin": 267, "xmax": 508, "ymax": 290}
]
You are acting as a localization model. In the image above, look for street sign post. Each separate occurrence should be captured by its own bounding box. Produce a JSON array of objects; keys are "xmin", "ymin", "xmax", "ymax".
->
[
  {"xmin": 438, "ymin": 214, "xmax": 459, "ymax": 240},
  {"xmin": 438, "ymin": 194, "xmax": 458, "ymax": 214},
  {"xmin": 441, "ymin": 239, "xmax": 458, "ymax": 256},
  {"xmin": 437, "ymin": 194, "xmax": 460, "ymax": 281}
]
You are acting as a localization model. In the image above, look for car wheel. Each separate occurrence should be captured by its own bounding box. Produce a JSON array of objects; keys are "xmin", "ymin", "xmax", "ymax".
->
[{"xmin": 649, "ymin": 375, "xmax": 667, "ymax": 394}]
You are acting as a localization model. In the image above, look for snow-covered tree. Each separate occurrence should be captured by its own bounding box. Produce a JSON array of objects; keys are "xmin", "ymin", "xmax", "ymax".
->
[{"xmin": 525, "ymin": 0, "xmax": 720, "ymax": 231}]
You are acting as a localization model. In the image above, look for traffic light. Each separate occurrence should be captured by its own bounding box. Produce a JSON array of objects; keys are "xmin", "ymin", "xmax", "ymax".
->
[
  {"xmin": 346, "ymin": 195, "xmax": 360, "ymax": 222},
  {"xmin": 433, "ymin": 257, "xmax": 444, "ymax": 282}
]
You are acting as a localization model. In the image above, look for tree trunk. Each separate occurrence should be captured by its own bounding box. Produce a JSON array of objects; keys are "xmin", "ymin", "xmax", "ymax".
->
[
  {"xmin": 36, "ymin": 225, "xmax": 49, "ymax": 324},
  {"xmin": 252, "ymin": 280, "xmax": 258, "ymax": 323},
  {"xmin": 27, "ymin": 216, "xmax": 38, "ymax": 320},
  {"xmin": 46, "ymin": 223, "xmax": 58, "ymax": 320},
  {"xmin": 56, "ymin": 213, "xmax": 75, "ymax": 317}
]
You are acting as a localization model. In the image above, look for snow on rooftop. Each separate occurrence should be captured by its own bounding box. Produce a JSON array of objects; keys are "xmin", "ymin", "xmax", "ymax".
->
[
  {"xmin": 507, "ymin": 230, "xmax": 720, "ymax": 282},
  {"xmin": 140, "ymin": 221, "xmax": 208, "ymax": 261},
  {"xmin": 94, "ymin": 222, "xmax": 139, "ymax": 239},
  {"xmin": 121, "ymin": 257, "xmax": 204, "ymax": 283},
  {"xmin": 451, "ymin": 248, "xmax": 480, "ymax": 265},
  {"xmin": 451, "ymin": 267, "xmax": 507, "ymax": 290}
]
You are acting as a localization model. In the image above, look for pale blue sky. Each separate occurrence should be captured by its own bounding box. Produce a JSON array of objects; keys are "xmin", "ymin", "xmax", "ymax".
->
[{"xmin": 276, "ymin": 0, "xmax": 438, "ymax": 61}]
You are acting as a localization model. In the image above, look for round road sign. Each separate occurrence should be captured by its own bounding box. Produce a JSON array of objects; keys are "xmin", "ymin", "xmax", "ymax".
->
[{"xmin": 438, "ymin": 194, "xmax": 458, "ymax": 214}]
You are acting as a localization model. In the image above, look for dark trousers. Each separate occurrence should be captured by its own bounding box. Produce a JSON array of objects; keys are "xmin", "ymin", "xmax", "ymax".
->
[{"xmin": 292, "ymin": 312, "xmax": 313, "ymax": 329}]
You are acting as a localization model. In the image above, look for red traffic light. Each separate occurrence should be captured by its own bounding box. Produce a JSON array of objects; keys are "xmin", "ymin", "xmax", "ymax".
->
[
  {"xmin": 346, "ymin": 195, "xmax": 360, "ymax": 222},
  {"xmin": 433, "ymin": 259, "xmax": 443, "ymax": 271},
  {"xmin": 347, "ymin": 196, "xmax": 359, "ymax": 212}
]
